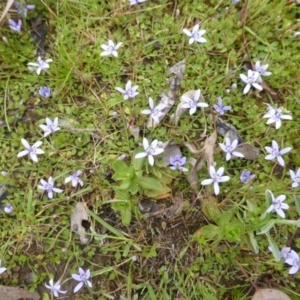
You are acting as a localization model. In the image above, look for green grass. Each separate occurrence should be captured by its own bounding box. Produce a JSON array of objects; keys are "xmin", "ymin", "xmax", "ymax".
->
[{"xmin": 1, "ymin": 0, "xmax": 300, "ymax": 299}]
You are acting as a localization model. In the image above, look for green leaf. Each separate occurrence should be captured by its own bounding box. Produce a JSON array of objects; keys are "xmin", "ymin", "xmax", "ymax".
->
[
  {"xmin": 201, "ymin": 224, "xmax": 220, "ymax": 239},
  {"xmin": 246, "ymin": 232, "xmax": 259, "ymax": 254},
  {"xmin": 112, "ymin": 201, "xmax": 132, "ymax": 226},
  {"xmin": 119, "ymin": 179, "xmax": 131, "ymax": 190},
  {"xmin": 112, "ymin": 160, "xmax": 132, "ymax": 178},
  {"xmin": 294, "ymin": 195, "xmax": 300, "ymax": 216},
  {"xmin": 265, "ymin": 232, "xmax": 280, "ymax": 262},
  {"xmin": 257, "ymin": 220, "xmax": 275, "ymax": 235},
  {"xmin": 138, "ymin": 177, "xmax": 163, "ymax": 191},
  {"xmin": 129, "ymin": 178, "xmax": 139, "ymax": 195},
  {"xmin": 133, "ymin": 148, "xmax": 145, "ymax": 171},
  {"xmin": 218, "ymin": 211, "xmax": 233, "ymax": 226}
]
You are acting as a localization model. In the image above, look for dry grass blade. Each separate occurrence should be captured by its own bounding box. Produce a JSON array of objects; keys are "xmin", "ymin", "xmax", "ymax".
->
[{"xmin": 0, "ymin": 0, "xmax": 14, "ymax": 24}]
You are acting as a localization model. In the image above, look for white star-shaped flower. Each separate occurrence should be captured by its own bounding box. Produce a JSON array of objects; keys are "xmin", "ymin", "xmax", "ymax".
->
[
  {"xmin": 100, "ymin": 40, "xmax": 122, "ymax": 57},
  {"xmin": 45, "ymin": 279, "xmax": 67, "ymax": 298},
  {"xmin": 39, "ymin": 117, "xmax": 60, "ymax": 137},
  {"xmin": 17, "ymin": 139, "xmax": 44, "ymax": 162},
  {"xmin": 115, "ymin": 81, "xmax": 138, "ymax": 100},
  {"xmin": 135, "ymin": 138, "xmax": 164, "ymax": 166},
  {"xmin": 239, "ymin": 70, "xmax": 262, "ymax": 94},
  {"xmin": 141, "ymin": 97, "xmax": 166, "ymax": 123},
  {"xmin": 266, "ymin": 190, "xmax": 289, "ymax": 218},
  {"xmin": 183, "ymin": 24, "xmax": 206, "ymax": 44},
  {"xmin": 28, "ymin": 56, "xmax": 53, "ymax": 75},
  {"xmin": 181, "ymin": 89, "xmax": 208, "ymax": 115}
]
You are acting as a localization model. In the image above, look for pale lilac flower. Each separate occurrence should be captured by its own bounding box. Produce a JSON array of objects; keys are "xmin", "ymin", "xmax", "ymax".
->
[
  {"xmin": 72, "ymin": 268, "xmax": 92, "ymax": 293},
  {"xmin": 170, "ymin": 155, "xmax": 188, "ymax": 172},
  {"xmin": 45, "ymin": 279, "xmax": 67, "ymax": 298},
  {"xmin": 39, "ymin": 117, "xmax": 60, "ymax": 137},
  {"xmin": 239, "ymin": 70, "xmax": 263, "ymax": 94},
  {"xmin": 266, "ymin": 190, "xmax": 289, "ymax": 218},
  {"xmin": 130, "ymin": 0, "xmax": 147, "ymax": 5},
  {"xmin": 294, "ymin": 32, "xmax": 300, "ymax": 37},
  {"xmin": 14, "ymin": 2, "xmax": 35, "ymax": 17},
  {"xmin": 268, "ymin": 246, "xmax": 292, "ymax": 262},
  {"xmin": 28, "ymin": 56, "xmax": 53, "ymax": 75},
  {"xmin": 115, "ymin": 81, "xmax": 138, "ymax": 100},
  {"xmin": 17, "ymin": 139, "xmax": 44, "ymax": 162},
  {"xmin": 181, "ymin": 89, "xmax": 208, "ymax": 115},
  {"xmin": 201, "ymin": 166, "xmax": 230, "ymax": 195},
  {"xmin": 262, "ymin": 105, "xmax": 292, "ymax": 130},
  {"xmin": 141, "ymin": 97, "xmax": 165, "ymax": 123},
  {"xmin": 8, "ymin": 19, "xmax": 22, "ymax": 32},
  {"xmin": 240, "ymin": 170, "xmax": 255, "ymax": 183},
  {"xmin": 39, "ymin": 86, "xmax": 51, "ymax": 98},
  {"xmin": 290, "ymin": 169, "xmax": 300, "ymax": 188},
  {"xmin": 135, "ymin": 138, "xmax": 164, "ymax": 166},
  {"xmin": 100, "ymin": 40, "xmax": 122, "ymax": 57},
  {"xmin": 0, "ymin": 260, "xmax": 6, "ymax": 274},
  {"xmin": 1, "ymin": 171, "xmax": 8, "ymax": 177},
  {"xmin": 65, "ymin": 170, "xmax": 84, "ymax": 187},
  {"xmin": 231, "ymin": 83, "xmax": 237, "ymax": 90},
  {"xmin": 265, "ymin": 140, "xmax": 292, "ymax": 167},
  {"xmin": 38, "ymin": 177, "xmax": 63, "ymax": 199},
  {"xmin": 232, "ymin": 0, "xmax": 240, "ymax": 3},
  {"xmin": 285, "ymin": 250, "xmax": 300, "ymax": 274},
  {"xmin": 4, "ymin": 204, "xmax": 13, "ymax": 213},
  {"xmin": 213, "ymin": 97, "xmax": 231, "ymax": 115},
  {"xmin": 182, "ymin": 24, "xmax": 206, "ymax": 44},
  {"xmin": 219, "ymin": 138, "xmax": 244, "ymax": 161},
  {"xmin": 254, "ymin": 61, "xmax": 272, "ymax": 83}
]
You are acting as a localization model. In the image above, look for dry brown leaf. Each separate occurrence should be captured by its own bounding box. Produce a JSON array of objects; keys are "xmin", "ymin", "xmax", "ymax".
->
[
  {"xmin": 202, "ymin": 130, "xmax": 217, "ymax": 171},
  {"xmin": 251, "ymin": 288, "xmax": 291, "ymax": 300},
  {"xmin": 185, "ymin": 131, "xmax": 216, "ymax": 193},
  {"xmin": 147, "ymin": 60, "xmax": 185, "ymax": 128},
  {"xmin": 0, "ymin": 285, "xmax": 40, "ymax": 300},
  {"xmin": 70, "ymin": 202, "xmax": 90, "ymax": 244},
  {"xmin": 235, "ymin": 143, "xmax": 260, "ymax": 160}
]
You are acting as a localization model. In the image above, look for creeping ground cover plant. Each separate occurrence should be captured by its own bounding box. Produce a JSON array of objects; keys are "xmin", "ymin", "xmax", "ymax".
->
[{"xmin": 0, "ymin": 0, "xmax": 300, "ymax": 299}]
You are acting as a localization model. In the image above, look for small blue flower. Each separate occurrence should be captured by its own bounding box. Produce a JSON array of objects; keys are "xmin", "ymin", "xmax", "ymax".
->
[
  {"xmin": 39, "ymin": 87, "xmax": 51, "ymax": 98},
  {"xmin": 289, "ymin": 168, "xmax": 300, "ymax": 188},
  {"xmin": 219, "ymin": 138, "xmax": 244, "ymax": 161},
  {"xmin": 8, "ymin": 19, "xmax": 22, "ymax": 32},
  {"xmin": 14, "ymin": 2, "xmax": 35, "ymax": 17},
  {"xmin": 265, "ymin": 140, "xmax": 292, "ymax": 167},
  {"xmin": 72, "ymin": 268, "xmax": 92, "ymax": 293},
  {"xmin": 240, "ymin": 170, "xmax": 255, "ymax": 184},
  {"xmin": 28, "ymin": 56, "xmax": 53, "ymax": 75},
  {"xmin": 201, "ymin": 166, "xmax": 230, "ymax": 195},
  {"xmin": 4, "ymin": 204, "xmax": 13, "ymax": 213},
  {"xmin": 170, "ymin": 155, "xmax": 188, "ymax": 172},
  {"xmin": 213, "ymin": 97, "xmax": 231, "ymax": 115}
]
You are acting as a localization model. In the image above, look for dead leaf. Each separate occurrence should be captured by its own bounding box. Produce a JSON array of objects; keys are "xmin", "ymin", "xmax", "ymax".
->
[
  {"xmin": 216, "ymin": 118, "xmax": 244, "ymax": 144},
  {"xmin": 251, "ymin": 288, "xmax": 291, "ymax": 300},
  {"xmin": 235, "ymin": 143, "xmax": 260, "ymax": 160},
  {"xmin": 175, "ymin": 90, "xmax": 206, "ymax": 126},
  {"xmin": 147, "ymin": 60, "xmax": 185, "ymax": 128},
  {"xmin": 186, "ymin": 157, "xmax": 205, "ymax": 193},
  {"xmin": 202, "ymin": 130, "xmax": 217, "ymax": 171},
  {"xmin": 162, "ymin": 142, "xmax": 182, "ymax": 167},
  {"xmin": 70, "ymin": 202, "xmax": 90, "ymax": 244},
  {"xmin": 0, "ymin": 285, "xmax": 40, "ymax": 300}
]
